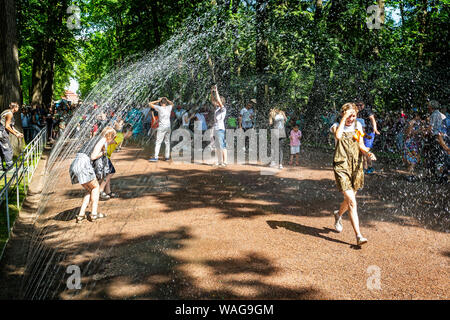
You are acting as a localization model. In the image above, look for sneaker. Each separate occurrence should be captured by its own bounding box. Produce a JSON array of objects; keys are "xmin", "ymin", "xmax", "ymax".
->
[
  {"xmin": 149, "ymin": 158, "xmax": 158, "ymax": 162},
  {"xmin": 334, "ymin": 210, "xmax": 343, "ymax": 233},
  {"xmin": 356, "ymin": 235, "xmax": 368, "ymax": 246},
  {"xmin": 269, "ymin": 161, "xmax": 276, "ymax": 167},
  {"xmin": 164, "ymin": 157, "xmax": 170, "ymax": 161},
  {"xmin": 366, "ymin": 167, "xmax": 375, "ymax": 174},
  {"xmin": 220, "ymin": 163, "xmax": 227, "ymax": 167},
  {"xmin": 279, "ymin": 164, "xmax": 283, "ymax": 169},
  {"xmin": 99, "ymin": 191, "xmax": 110, "ymax": 200}
]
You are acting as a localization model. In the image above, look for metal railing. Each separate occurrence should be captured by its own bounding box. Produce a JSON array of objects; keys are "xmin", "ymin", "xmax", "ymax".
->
[{"xmin": 0, "ymin": 127, "xmax": 47, "ymax": 237}]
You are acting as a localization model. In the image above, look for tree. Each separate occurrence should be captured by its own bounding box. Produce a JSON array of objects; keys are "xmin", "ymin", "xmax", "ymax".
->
[{"xmin": 0, "ymin": 0, "xmax": 22, "ymax": 111}]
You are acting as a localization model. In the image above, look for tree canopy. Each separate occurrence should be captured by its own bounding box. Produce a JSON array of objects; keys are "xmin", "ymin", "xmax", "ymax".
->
[{"xmin": 1, "ymin": 0, "xmax": 448, "ymax": 119}]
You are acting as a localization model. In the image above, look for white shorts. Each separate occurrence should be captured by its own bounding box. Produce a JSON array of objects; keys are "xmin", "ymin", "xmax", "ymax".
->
[{"xmin": 290, "ymin": 145, "xmax": 300, "ymax": 154}]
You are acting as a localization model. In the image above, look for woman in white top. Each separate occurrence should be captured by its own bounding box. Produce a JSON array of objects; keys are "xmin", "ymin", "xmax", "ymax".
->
[
  {"xmin": 0, "ymin": 102, "xmax": 23, "ymax": 171},
  {"xmin": 269, "ymin": 108, "xmax": 287, "ymax": 169},
  {"xmin": 211, "ymin": 85, "xmax": 228, "ymax": 166}
]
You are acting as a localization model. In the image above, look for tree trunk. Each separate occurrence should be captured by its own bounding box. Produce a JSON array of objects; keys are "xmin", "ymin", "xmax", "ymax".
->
[
  {"xmin": 42, "ymin": 39, "xmax": 56, "ymax": 108},
  {"xmin": 255, "ymin": 0, "xmax": 269, "ymax": 120},
  {"xmin": 373, "ymin": 0, "xmax": 385, "ymax": 57},
  {"xmin": 31, "ymin": 44, "xmax": 44, "ymax": 106},
  {"xmin": 0, "ymin": 0, "xmax": 21, "ymax": 112},
  {"xmin": 418, "ymin": 0, "xmax": 428, "ymax": 62},
  {"xmin": 150, "ymin": 1, "xmax": 161, "ymax": 47}
]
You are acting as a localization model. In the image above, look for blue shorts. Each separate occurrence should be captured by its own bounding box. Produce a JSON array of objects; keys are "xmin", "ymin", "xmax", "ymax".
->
[
  {"xmin": 215, "ymin": 129, "xmax": 227, "ymax": 149},
  {"xmin": 364, "ymin": 132, "xmax": 375, "ymax": 149}
]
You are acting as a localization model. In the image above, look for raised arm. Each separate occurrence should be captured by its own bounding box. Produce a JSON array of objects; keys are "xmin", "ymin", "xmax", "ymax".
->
[
  {"xmin": 149, "ymin": 99, "xmax": 161, "ymax": 109},
  {"xmin": 211, "ymin": 85, "xmax": 224, "ymax": 108},
  {"xmin": 334, "ymin": 112, "xmax": 351, "ymax": 141},
  {"xmin": 369, "ymin": 114, "xmax": 380, "ymax": 135}
]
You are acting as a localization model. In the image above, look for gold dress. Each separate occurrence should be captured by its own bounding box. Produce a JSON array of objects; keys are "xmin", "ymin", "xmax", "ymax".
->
[{"xmin": 333, "ymin": 130, "xmax": 364, "ymax": 192}]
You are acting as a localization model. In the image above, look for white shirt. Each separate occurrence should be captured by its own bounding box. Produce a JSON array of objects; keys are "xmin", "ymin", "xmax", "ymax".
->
[
  {"xmin": 195, "ymin": 113, "xmax": 207, "ymax": 131},
  {"xmin": 153, "ymin": 105, "xmax": 173, "ymax": 129},
  {"xmin": 181, "ymin": 111, "xmax": 190, "ymax": 127},
  {"xmin": 214, "ymin": 107, "xmax": 227, "ymax": 131},
  {"xmin": 273, "ymin": 113, "xmax": 285, "ymax": 130},
  {"xmin": 240, "ymin": 107, "xmax": 254, "ymax": 128},
  {"xmin": 330, "ymin": 121, "xmax": 363, "ymax": 133},
  {"xmin": 330, "ymin": 121, "xmax": 363, "ymax": 146}
]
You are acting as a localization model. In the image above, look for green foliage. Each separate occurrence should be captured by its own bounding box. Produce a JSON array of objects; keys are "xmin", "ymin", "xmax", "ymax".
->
[{"xmin": 15, "ymin": 0, "xmax": 450, "ymax": 113}]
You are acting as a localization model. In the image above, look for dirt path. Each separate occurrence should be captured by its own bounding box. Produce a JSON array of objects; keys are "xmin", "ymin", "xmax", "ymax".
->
[{"xmin": 0, "ymin": 145, "xmax": 448, "ymax": 299}]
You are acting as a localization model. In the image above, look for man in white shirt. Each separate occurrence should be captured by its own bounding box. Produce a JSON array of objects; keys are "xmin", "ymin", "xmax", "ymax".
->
[
  {"xmin": 148, "ymin": 97, "xmax": 174, "ymax": 162},
  {"xmin": 429, "ymin": 100, "xmax": 446, "ymax": 135},
  {"xmin": 239, "ymin": 101, "xmax": 255, "ymax": 131}
]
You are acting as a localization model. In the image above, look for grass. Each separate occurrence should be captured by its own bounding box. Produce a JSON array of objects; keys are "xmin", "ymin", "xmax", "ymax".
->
[
  {"xmin": 0, "ymin": 146, "xmax": 44, "ymax": 257},
  {"xmin": 0, "ymin": 183, "xmax": 27, "ymax": 254}
]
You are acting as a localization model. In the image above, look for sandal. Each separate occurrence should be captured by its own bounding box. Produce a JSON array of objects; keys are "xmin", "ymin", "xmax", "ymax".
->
[
  {"xmin": 87, "ymin": 213, "xmax": 107, "ymax": 222},
  {"xmin": 76, "ymin": 215, "xmax": 86, "ymax": 223}
]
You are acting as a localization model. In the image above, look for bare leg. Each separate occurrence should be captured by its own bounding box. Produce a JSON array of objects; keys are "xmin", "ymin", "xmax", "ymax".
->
[
  {"xmin": 104, "ymin": 174, "xmax": 113, "ymax": 194},
  {"xmin": 79, "ymin": 185, "xmax": 92, "ymax": 217},
  {"xmin": 85, "ymin": 180, "xmax": 100, "ymax": 216},
  {"xmin": 99, "ymin": 179, "xmax": 106, "ymax": 193},
  {"xmin": 343, "ymin": 189, "xmax": 363, "ymax": 237},
  {"xmin": 222, "ymin": 149, "xmax": 227, "ymax": 164}
]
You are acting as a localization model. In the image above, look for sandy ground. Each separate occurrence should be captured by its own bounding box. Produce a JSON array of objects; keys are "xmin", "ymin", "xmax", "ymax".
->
[{"xmin": 0, "ymin": 143, "xmax": 448, "ymax": 300}]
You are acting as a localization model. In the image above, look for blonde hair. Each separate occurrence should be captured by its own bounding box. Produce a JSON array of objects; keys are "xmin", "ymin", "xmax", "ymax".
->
[
  {"xmin": 269, "ymin": 108, "xmax": 285, "ymax": 125},
  {"xmin": 341, "ymin": 103, "xmax": 358, "ymax": 115},
  {"xmin": 101, "ymin": 126, "xmax": 116, "ymax": 140}
]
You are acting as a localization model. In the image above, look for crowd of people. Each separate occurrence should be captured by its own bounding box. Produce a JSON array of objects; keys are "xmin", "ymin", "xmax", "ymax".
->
[
  {"xmin": 67, "ymin": 91, "xmax": 447, "ymax": 248},
  {"xmin": 0, "ymin": 100, "xmax": 77, "ymax": 172},
  {"xmin": 2, "ymin": 88, "xmax": 446, "ymax": 248},
  {"xmin": 19, "ymin": 100, "xmax": 78, "ymax": 143}
]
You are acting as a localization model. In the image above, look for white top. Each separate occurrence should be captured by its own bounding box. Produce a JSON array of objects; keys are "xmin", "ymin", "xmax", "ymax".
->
[
  {"xmin": 0, "ymin": 110, "xmax": 13, "ymax": 127},
  {"xmin": 330, "ymin": 121, "xmax": 363, "ymax": 133},
  {"xmin": 273, "ymin": 113, "xmax": 286, "ymax": 130},
  {"xmin": 214, "ymin": 107, "xmax": 227, "ymax": 131},
  {"xmin": 430, "ymin": 110, "xmax": 446, "ymax": 135},
  {"xmin": 181, "ymin": 111, "xmax": 190, "ymax": 127},
  {"xmin": 153, "ymin": 105, "xmax": 173, "ymax": 129},
  {"xmin": 195, "ymin": 113, "xmax": 207, "ymax": 131},
  {"xmin": 240, "ymin": 107, "xmax": 254, "ymax": 128}
]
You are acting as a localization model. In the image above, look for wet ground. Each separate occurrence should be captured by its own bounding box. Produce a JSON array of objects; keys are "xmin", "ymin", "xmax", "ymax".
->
[{"xmin": 0, "ymin": 144, "xmax": 448, "ymax": 299}]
